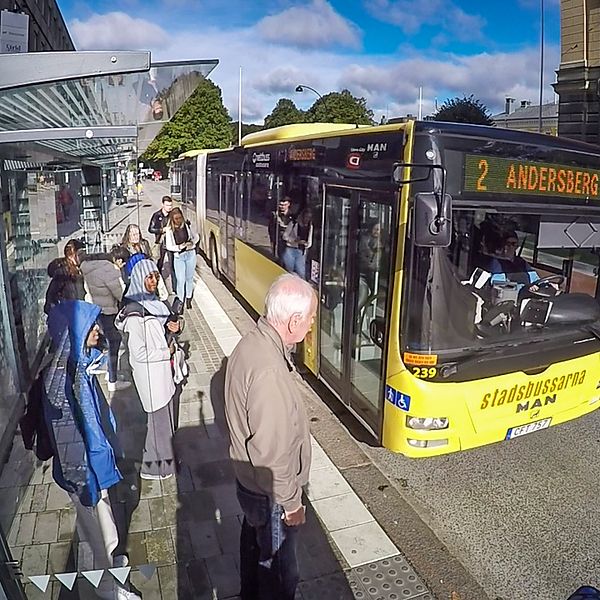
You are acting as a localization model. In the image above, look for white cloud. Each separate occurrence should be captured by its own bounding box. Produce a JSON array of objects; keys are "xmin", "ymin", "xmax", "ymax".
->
[
  {"xmin": 339, "ymin": 45, "xmax": 560, "ymax": 119},
  {"xmin": 70, "ymin": 12, "xmax": 170, "ymax": 51},
  {"xmin": 256, "ymin": 0, "xmax": 362, "ymax": 50},
  {"xmin": 68, "ymin": 9, "xmax": 559, "ymax": 125},
  {"xmin": 365, "ymin": 0, "xmax": 486, "ymax": 42},
  {"xmin": 253, "ymin": 66, "xmax": 316, "ymax": 95}
]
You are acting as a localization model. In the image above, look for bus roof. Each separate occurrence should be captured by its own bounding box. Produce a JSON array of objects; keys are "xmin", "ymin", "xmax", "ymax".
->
[
  {"xmin": 176, "ymin": 148, "xmax": 230, "ymax": 159},
  {"xmin": 241, "ymin": 123, "xmax": 374, "ymax": 146},
  {"xmin": 413, "ymin": 120, "xmax": 600, "ymax": 156},
  {"xmin": 241, "ymin": 122, "xmax": 408, "ymax": 147}
]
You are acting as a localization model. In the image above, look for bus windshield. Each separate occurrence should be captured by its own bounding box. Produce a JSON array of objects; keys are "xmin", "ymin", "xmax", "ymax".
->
[{"xmin": 403, "ymin": 138, "xmax": 600, "ymax": 370}]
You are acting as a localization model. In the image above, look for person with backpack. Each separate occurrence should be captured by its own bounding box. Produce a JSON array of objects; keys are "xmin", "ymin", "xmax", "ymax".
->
[
  {"xmin": 115, "ymin": 259, "xmax": 181, "ymax": 480},
  {"xmin": 46, "ymin": 299, "xmax": 139, "ymax": 599},
  {"xmin": 44, "ymin": 239, "xmax": 86, "ymax": 315}
]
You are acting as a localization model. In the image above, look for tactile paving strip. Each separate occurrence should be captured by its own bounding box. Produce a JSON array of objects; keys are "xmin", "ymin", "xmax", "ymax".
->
[
  {"xmin": 299, "ymin": 571, "xmax": 356, "ymax": 599},
  {"xmin": 348, "ymin": 555, "xmax": 432, "ymax": 600}
]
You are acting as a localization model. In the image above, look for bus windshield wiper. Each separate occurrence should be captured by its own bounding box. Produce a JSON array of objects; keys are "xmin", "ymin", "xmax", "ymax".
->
[{"xmin": 442, "ymin": 336, "xmax": 562, "ymax": 377}]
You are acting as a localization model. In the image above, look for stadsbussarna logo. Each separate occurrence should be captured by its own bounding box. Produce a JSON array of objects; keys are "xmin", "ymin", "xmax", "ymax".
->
[{"xmin": 480, "ymin": 370, "xmax": 587, "ymax": 411}]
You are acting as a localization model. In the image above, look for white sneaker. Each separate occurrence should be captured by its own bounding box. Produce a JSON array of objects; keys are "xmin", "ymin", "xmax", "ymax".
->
[
  {"xmin": 89, "ymin": 366, "xmax": 108, "ymax": 375},
  {"xmin": 107, "ymin": 381, "xmax": 132, "ymax": 392},
  {"xmin": 140, "ymin": 472, "xmax": 173, "ymax": 481}
]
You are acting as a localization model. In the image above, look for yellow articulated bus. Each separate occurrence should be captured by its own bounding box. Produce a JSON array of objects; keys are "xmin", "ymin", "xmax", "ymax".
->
[{"xmin": 171, "ymin": 120, "xmax": 600, "ymax": 457}]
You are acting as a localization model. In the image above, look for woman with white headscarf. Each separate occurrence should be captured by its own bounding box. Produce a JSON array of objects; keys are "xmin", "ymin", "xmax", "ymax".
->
[{"xmin": 115, "ymin": 259, "xmax": 179, "ymax": 480}]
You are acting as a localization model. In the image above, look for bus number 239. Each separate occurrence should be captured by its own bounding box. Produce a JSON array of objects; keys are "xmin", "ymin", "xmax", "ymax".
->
[{"xmin": 411, "ymin": 367, "xmax": 437, "ymax": 379}]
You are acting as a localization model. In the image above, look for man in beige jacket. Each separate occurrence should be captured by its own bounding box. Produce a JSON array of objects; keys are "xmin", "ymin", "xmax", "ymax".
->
[{"xmin": 225, "ymin": 273, "xmax": 317, "ymax": 600}]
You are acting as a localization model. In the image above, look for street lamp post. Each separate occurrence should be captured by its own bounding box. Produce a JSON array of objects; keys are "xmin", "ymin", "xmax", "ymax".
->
[
  {"xmin": 295, "ymin": 84, "xmax": 323, "ymax": 101},
  {"xmin": 295, "ymin": 84, "xmax": 333, "ymax": 121},
  {"xmin": 538, "ymin": 0, "xmax": 544, "ymax": 133}
]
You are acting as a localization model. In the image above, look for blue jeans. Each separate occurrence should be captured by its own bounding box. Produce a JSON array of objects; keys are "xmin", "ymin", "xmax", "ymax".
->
[
  {"xmin": 236, "ymin": 481, "xmax": 299, "ymax": 600},
  {"xmin": 282, "ymin": 247, "xmax": 306, "ymax": 279},
  {"xmin": 173, "ymin": 249, "xmax": 197, "ymax": 302},
  {"xmin": 98, "ymin": 314, "xmax": 121, "ymax": 383}
]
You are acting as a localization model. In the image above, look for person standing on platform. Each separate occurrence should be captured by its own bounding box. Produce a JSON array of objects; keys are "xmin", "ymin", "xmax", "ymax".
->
[
  {"xmin": 121, "ymin": 224, "xmax": 152, "ymax": 258},
  {"xmin": 44, "ymin": 239, "xmax": 86, "ymax": 314},
  {"xmin": 46, "ymin": 300, "xmax": 139, "ymax": 599},
  {"xmin": 224, "ymin": 273, "xmax": 317, "ymax": 600},
  {"xmin": 164, "ymin": 207, "xmax": 199, "ymax": 310},
  {"xmin": 58, "ymin": 185, "xmax": 74, "ymax": 221},
  {"xmin": 116, "ymin": 259, "xmax": 179, "ymax": 480},
  {"xmin": 148, "ymin": 195, "xmax": 175, "ymax": 293},
  {"xmin": 80, "ymin": 245, "xmax": 131, "ymax": 392}
]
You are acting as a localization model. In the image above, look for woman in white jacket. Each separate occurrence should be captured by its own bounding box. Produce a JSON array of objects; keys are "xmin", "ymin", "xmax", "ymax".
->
[
  {"xmin": 164, "ymin": 207, "xmax": 199, "ymax": 309},
  {"xmin": 115, "ymin": 259, "xmax": 180, "ymax": 480}
]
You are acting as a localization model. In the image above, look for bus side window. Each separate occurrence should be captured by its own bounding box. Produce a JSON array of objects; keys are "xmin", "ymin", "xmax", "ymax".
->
[{"xmin": 246, "ymin": 172, "xmax": 277, "ymax": 259}]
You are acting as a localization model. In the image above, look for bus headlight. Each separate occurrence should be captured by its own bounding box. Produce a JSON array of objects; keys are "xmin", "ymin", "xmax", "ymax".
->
[{"xmin": 406, "ymin": 416, "xmax": 449, "ymax": 430}]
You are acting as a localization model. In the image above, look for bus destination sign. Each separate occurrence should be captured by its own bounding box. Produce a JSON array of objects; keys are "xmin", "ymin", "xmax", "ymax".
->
[{"xmin": 464, "ymin": 154, "xmax": 600, "ymax": 199}]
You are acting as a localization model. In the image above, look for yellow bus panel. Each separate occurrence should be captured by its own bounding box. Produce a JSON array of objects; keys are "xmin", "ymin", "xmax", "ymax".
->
[
  {"xmin": 233, "ymin": 240, "xmax": 318, "ymax": 375},
  {"xmin": 383, "ymin": 352, "xmax": 600, "ymax": 457}
]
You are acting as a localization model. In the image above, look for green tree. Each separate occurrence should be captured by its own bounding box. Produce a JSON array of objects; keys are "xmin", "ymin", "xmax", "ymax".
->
[
  {"xmin": 306, "ymin": 89, "xmax": 374, "ymax": 125},
  {"xmin": 230, "ymin": 121, "xmax": 264, "ymax": 145},
  {"xmin": 142, "ymin": 77, "xmax": 231, "ymax": 162},
  {"xmin": 263, "ymin": 98, "xmax": 306, "ymax": 129},
  {"xmin": 429, "ymin": 95, "xmax": 494, "ymax": 125}
]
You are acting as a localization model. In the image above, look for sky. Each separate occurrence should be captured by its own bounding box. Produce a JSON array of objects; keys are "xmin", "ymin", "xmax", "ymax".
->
[{"xmin": 57, "ymin": 0, "xmax": 561, "ymax": 124}]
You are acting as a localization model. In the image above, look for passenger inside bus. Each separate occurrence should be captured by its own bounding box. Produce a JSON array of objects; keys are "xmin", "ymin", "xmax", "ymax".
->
[
  {"xmin": 471, "ymin": 220, "xmax": 541, "ymax": 290},
  {"xmin": 358, "ymin": 221, "xmax": 387, "ymax": 309},
  {"xmin": 484, "ymin": 230, "xmax": 543, "ymax": 295},
  {"xmin": 446, "ymin": 212, "xmax": 600, "ymax": 341},
  {"xmin": 268, "ymin": 197, "xmax": 292, "ymax": 260},
  {"xmin": 494, "ymin": 230, "xmax": 540, "ymax": 287},
  {"xmin": 282, "ymin": 207, "xmax": 313, "ymax": 279}
]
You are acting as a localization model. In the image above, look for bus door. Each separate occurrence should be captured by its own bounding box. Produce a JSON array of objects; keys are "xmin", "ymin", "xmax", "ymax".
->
[
  {"xmin": 219, "ymin": 173, "xmax": 236, "ymax": 281},
  {"xmin": 319, "ymin": 185, "xmax": 394, "ymax": 433}
]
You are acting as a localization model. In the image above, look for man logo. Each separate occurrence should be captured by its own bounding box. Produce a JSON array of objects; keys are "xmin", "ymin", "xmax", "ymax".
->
[{"xmin": 346, "ymin": 152, "xmax": 361, "ymax": 170}]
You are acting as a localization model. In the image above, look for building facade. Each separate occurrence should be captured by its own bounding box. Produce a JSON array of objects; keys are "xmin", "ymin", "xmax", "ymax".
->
[
  {"xmin": 553, "ymin": 0, "xmax": 600, "ymax": 143},
  {"xmin": 0, "ymin": 0, "xmax": 74, "ymax": 52},
  {"xmin": 492, "ymin": 98, "xmax": 558, "ymax": 135}
]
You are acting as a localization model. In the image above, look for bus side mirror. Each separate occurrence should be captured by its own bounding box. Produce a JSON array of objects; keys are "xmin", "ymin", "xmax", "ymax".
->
[{"xmin": 413, "ymin": 192, "xmax": 452, "ymax": 247}]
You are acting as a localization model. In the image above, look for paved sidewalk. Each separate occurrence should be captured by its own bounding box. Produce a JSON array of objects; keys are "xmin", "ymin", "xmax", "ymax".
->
[{"xmin": 0, "ymin": 182, "xmax": 434, "ymax": 599}]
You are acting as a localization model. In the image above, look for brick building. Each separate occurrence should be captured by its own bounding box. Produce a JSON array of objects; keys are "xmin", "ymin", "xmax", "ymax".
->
[
  {"xmin": 554, "ymin": 0, "xmax": 600, "ymax": 143},
  {"xmin": 0, "ymin": 0, "xmax": 74, "ymax": 52}
]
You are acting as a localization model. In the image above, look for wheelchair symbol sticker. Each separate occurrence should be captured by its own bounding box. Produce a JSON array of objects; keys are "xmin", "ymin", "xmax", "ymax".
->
[{"xmin": 385, "ymin": 385, "xmax": 411, "ymax": 412}]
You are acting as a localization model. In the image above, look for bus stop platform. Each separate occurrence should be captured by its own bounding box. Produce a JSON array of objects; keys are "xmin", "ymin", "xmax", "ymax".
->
[{"xmin": 2, "ymin": 181, "xmax": 433, "ymax": 599}]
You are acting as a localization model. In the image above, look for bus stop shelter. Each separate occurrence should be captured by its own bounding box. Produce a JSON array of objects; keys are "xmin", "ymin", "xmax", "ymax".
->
[{"xmin": 0, "ymin": 51, "xmax": 218, "ymax": 598}]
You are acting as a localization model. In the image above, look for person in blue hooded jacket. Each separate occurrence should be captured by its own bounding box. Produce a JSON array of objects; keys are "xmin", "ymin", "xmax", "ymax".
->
[{"xmin": 46, "ymin": 299, "xmax": 140, "ymax": 600}]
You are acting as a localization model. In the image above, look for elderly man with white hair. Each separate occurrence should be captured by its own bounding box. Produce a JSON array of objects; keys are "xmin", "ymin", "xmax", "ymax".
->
[{"xmin": 225, "ymin": 273, "xmax": 317, "ymax": 600}]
